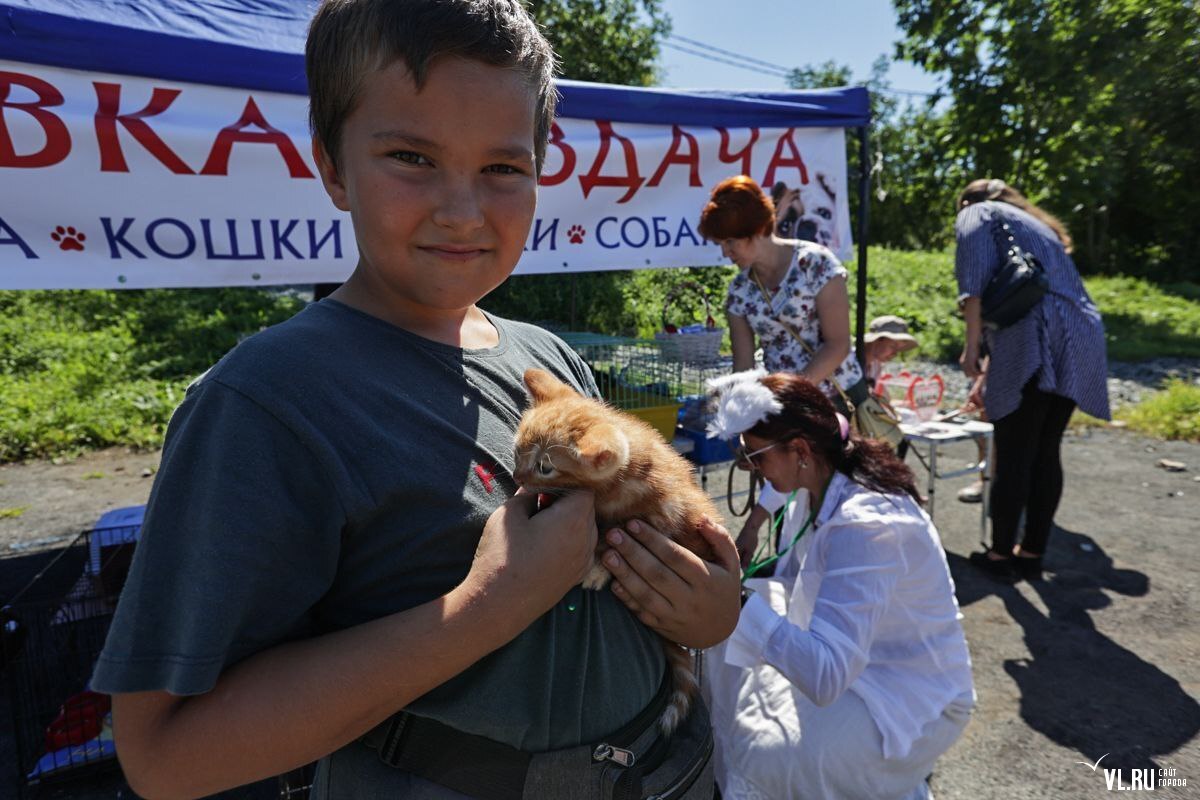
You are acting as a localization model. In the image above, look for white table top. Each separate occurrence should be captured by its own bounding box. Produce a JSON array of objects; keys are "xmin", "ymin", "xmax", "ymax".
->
[{"xmin": 899, "ymin": 419, "xmax": 994, "ymax": 443}]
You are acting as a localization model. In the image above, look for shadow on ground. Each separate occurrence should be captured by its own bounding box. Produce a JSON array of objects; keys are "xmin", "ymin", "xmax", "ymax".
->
[{"xmin": 949, "ymin": 526, "xmax": 1200, "ymax": 772}]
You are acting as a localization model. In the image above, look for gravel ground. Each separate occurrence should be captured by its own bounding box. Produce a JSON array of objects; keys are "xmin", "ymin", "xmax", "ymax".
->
[{"xmin": 1, "ymin": 361, "xmax": 1198, "ymax": 799}]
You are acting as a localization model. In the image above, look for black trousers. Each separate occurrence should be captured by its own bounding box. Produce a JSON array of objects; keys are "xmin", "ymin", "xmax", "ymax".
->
[{"xmin": 989, "ymin": 381, "xmax": 1076, "ymax": 556}]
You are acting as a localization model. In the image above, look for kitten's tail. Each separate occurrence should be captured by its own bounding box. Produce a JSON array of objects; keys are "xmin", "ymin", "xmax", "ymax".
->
[{"xmin": 658, "ymin": 642, "xmax": 697, "ymax": 736}]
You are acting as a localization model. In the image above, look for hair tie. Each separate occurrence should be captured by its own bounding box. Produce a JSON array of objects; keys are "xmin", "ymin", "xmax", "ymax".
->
[
  {"xmin": 985, "ymin": 178, "xmax": 1006, "ymax": 198},
  {"xmin": 836, "ymin": 412, "xmax": 850, "ymax": 442}
]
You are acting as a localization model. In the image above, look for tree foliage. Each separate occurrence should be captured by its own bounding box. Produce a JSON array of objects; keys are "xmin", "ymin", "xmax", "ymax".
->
[
  {"xmin": 526, "ymin": 0, "xmax": 670, "ymax": 85},
  {"xmin": 893, "ymin": 0, "xmax": 1200, "ymax": 280},
  {"xmin": 486, "ymin": 0, "xmax": 676, "ymax": 331}
]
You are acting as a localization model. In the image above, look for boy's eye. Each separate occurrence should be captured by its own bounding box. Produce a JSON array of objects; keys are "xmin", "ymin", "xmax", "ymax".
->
[
  {"xmin": 486, "ymin": 163, "xmax": 526, "ymax": 176},
  {"xmin": 391, "ymin": 151, "xmax": 432, "ymax": 166}
]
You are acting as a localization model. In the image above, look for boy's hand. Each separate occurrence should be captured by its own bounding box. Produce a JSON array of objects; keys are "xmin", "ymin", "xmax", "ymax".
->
[
  {"xmin": 604, "ymin": 517, "xmax": 741, "ymax": 649},
  {"xmin": 463, "ymin": 491, "xmax": 598, "ymax": 627}
]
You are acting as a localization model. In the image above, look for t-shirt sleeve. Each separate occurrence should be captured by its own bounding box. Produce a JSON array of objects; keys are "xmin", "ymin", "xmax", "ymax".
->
[
  {"xmin": 92, "ymin": 379, "xmax": 344, "ymax": 696},
  {"xmin": 808, "ymin": 246, "xmax": 849, "ymax": 295},
  {"xmin": 955, "ymin": 203, "xmax": 999, "ymax": 301},
  {"xmin": 725, "ymin": 273, "xmax": 748, "ymax": 318}
]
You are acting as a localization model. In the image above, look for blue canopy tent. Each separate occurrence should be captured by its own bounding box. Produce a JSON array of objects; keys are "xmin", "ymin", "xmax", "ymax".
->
[{"xmin": 0, "ymin": 0, "xmax": 873, "ymax": 351}]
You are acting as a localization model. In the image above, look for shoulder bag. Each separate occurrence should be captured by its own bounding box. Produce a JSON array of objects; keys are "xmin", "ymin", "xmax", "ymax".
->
[{"xmin": 980, "ymin": 218, "xmax": 1050, "ymax": 330}]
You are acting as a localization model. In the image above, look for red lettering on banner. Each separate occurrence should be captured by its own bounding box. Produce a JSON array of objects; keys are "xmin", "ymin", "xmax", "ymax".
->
[
  {"xmin": 538, "ymin": 122, "xmax": 576, "ymax": 187},
  {"xmin": 717, "ymin": 126, "xmax": 758, "ymax": 177},
  {"xmin": 578, "ymin": 121, "xmax": 644, "ymax": 204},
  {"xmin": 94, "ymin": 83, "xmax": 194, "ymax": 174},
  {"xmin": 647, "ymin": 125, "xmax": 702, "ymax": 188},
  {"xmin": 762, "ymin": 128, "xmax": 809, "ymax": 189},
  {"xmin": 0, "ymin": 71, "xmax": 70, "ymax": 168},
  {"xmin": 200, "ymin": 97, "xmax": 314, "ymax": 179}
]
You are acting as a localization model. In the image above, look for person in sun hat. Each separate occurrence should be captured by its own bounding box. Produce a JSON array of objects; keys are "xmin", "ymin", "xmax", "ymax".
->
[
  {"xmin": 862, "ymin": 315, "xmax": 920, "ymax": 386},
  {"xmin": 702, "ymin": 369, "xmax": 975, "ymax": 800}
]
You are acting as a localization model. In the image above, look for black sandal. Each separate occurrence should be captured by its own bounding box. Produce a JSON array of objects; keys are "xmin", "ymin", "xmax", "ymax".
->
[
  {"xmin": 968, "ymin": 548, "xmax": 1017, "ymax": 583},
  {"xmin": 1013, "ymin": 555, "xmax": 1043, "ymax": 581}
]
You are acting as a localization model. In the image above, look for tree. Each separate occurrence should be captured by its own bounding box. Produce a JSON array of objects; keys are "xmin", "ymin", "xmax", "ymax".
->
[
  {"xmin": 526, "ymin": 0, "xmax": 671, "ymax": 85},
  {"xmin": 787, "ymin": 57, "xmax": 959, "ymax": 252},
  {"xmin": 483, "ymin": 1, "xmax": 676, "ymax": 333},
  {"xmin": 894, "ymin": 0, "xmax": 1200, "ymax": 280}
]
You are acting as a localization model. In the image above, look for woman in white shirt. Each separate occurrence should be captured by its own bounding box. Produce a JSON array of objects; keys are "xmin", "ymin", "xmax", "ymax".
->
[{"xmin": 702, "ymin": 370, "xmax": 975, "ymax": 800}]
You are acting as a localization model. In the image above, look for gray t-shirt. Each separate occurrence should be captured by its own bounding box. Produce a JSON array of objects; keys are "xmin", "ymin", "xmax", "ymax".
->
[{"xmin": 92, "ymin": 300, "xmax": 664, "ymax": 795}]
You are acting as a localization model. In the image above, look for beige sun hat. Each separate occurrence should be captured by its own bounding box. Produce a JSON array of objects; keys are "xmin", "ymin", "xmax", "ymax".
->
[{"xmin": 863, "ymin": 315, "xmax": 919, "ymax": 351}]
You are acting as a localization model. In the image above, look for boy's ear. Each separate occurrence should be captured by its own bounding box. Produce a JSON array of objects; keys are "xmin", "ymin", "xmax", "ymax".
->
[
  {"xmin": 576, "ymin": 424, "xmax": 629, "ymax": 475},
  {"xmin": 312, "ymin": 139, "xmax": 349, "ymax": 212},
  {"xmin": 524, "ymin": 369, "xmax": 577, "ymax": 403}
]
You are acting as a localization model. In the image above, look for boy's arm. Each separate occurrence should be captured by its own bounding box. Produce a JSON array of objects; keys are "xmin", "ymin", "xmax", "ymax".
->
[{"xmin": 113, "ymin": 491, "xmax": 598, "ymax": 800}]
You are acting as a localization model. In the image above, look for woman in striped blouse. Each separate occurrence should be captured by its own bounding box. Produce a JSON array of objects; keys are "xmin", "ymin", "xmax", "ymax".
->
[{"xmin": 955, "ymin": 179, "xmax": 1110, "ymax": 582}]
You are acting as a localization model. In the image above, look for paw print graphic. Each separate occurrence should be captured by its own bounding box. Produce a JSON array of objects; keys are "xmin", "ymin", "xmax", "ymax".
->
[
  {"xmin": 51, "ymin": 226, "xmax": 86, "ymax": 252},
  {"xmin": 567, "ymin": 225, "xmax": 586, "ymax": 244}
]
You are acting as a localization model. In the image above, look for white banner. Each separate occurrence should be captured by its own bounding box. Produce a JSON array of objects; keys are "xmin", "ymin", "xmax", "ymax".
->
[{"xmin": 0, "ymin": 62, "xmax": 851, "ymax": 289}]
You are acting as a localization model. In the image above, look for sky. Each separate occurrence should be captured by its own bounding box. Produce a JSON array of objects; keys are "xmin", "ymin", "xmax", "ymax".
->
[{"xmin": 654, "ymin": 0, "xmax": 941, "ymax": 98}]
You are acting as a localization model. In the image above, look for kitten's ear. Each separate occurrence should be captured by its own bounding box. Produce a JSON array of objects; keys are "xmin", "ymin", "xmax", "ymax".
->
[
  {"xmin": 524, "ymin": 368, "xmax": 577, "ymax": 403},
  {"xmin": 576, "ymin": 424, "xmax": 630, "ymax": 476}
]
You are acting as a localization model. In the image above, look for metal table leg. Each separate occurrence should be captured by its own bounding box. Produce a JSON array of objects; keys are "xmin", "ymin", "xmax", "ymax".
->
[{"xmin": 927, "ymin": 444, "xmax": 937, "ymax": 519}]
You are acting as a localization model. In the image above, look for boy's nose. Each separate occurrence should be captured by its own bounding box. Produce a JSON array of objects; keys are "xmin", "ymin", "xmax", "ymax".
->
[{"xmin": 431, "ymin": 176, "xmax": 486, "ymax": 232}]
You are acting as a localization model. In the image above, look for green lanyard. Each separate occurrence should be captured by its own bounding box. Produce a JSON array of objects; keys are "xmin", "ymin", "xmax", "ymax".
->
[{"xmin": 743, "ymin": 490, "xmax": 817, "ymax": 580}]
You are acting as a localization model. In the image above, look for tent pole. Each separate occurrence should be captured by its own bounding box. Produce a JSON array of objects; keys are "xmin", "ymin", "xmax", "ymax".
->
[{"xmin": 855, "ymin": 124, "xmax": 869, "ymax": 367}]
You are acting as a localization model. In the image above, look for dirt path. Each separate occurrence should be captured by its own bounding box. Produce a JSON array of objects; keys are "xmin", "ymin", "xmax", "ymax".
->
[{"xmin": 1, "ymin": 429, "xmax": 1198, "ymax": 798}]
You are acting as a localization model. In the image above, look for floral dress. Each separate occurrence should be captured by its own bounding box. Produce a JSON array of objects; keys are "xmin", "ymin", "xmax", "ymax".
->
[{"xmin": 725, "ymin": 242, "xmax": 863, "ymax": 397}]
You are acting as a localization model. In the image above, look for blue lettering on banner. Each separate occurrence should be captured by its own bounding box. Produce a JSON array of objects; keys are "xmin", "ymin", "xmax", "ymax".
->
[
  {"xmin": 652, "ymin": 216, "xmax": 672, "ymax": 248},
  {"xmin": 101, "ymin": 217, "xmax": 147, "ymax": 259},
  {"xmin": 202, "ymin": 219, "xmax": 265, "ymax": 260},
  {"xmin": 144, "ymin": 218, "xmax": 196, "ymax": 259},
  {"xmin": 307, "ymin": 220, "xmax": 342, "ymax": 259},
  {"xmin": 0, "ymin": 217, "xmax": 37, "ymax": 258},
  {"xmin": 271, "ymin": 219, "xmax": 304, "ymax": 260},
  {"xmin": 526, "ymin": 218, "xmax": 558, "ymax": 252},
  {"xmin": 675, "ymin": 218, "xmax": 701, "ymax": 247},
  {"xmin": 595, "ymin": 216, "xmax": 620, "ymax": 250},
  {"xmin": 96, "ymin": 218, "xmax": 343, "ymax": 261},
  {"xmin": 621, "ymin": 217, "xmax": 649, "ymax": 248},
  {"xmin": 589, "ymin": 216, "xmax": 706, "ymax": 251}
]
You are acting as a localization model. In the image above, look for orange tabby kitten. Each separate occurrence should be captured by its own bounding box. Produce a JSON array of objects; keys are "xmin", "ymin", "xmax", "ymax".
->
[{"xmin": 513, "ymin": 368, "xmax": 723, "ymax": 735}]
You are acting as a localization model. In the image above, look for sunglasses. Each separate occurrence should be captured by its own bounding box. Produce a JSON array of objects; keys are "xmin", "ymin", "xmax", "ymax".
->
[{"xmin": 734, "ymin": 439, "xmax": 782, "ymax": 470}]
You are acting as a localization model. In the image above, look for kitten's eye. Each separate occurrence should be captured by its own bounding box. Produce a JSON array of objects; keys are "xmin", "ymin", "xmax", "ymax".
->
[{"xmin": 536, "ymin": 457, "xmax": 555, "ymax": 477}]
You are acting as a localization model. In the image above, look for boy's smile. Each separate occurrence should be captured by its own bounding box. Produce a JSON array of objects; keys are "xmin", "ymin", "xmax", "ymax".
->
[{"xmin": 314, "ymin": 56, "xmax": 539, "ymax": 345}]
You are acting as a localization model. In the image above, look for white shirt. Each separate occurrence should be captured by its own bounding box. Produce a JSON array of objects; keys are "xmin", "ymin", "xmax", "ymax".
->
[{"xmin": 728, "ymin": 472, "xmax": 975, "ymax": 759}]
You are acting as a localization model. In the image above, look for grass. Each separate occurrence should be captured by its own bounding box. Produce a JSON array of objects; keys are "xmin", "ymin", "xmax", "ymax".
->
[
  {"xmin": 0, "ymin": 506, "xmax": 28, "ymax": 519},
  {"xmin": 1, "ymin": 251, "xmax": 1198, "ymax": 461},
  {"xmin": 1116, "ymin": 380, "xmax": 1200, "ymax": 441}
]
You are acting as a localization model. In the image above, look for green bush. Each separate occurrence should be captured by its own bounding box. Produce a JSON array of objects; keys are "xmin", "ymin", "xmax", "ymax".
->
[
  {"xmin": 1118, "ymin": 380, "xmax": 1200, "ymax": 442},
  {"xmin": 0, "ymin": 288, "xmax": 305, "ymax": 461}
]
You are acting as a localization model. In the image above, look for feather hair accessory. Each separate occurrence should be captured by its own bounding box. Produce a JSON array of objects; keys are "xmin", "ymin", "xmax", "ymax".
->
[{"xmin": 704, "ymin": 368, "xmax": 782, "ymax": 440}]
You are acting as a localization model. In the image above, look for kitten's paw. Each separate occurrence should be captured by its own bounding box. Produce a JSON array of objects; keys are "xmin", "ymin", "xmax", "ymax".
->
[{"xmin": 581, "ymin": 563, "xmax": 612, "ymax": 591}]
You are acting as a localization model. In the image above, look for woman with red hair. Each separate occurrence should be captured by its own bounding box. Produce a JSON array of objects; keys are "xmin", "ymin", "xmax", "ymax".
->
[{"xmin": 700, "ymin": 175, "xmax": 866, "ymax": 566}]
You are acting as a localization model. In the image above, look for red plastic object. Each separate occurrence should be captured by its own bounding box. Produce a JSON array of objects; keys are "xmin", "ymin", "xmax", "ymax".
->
[{"xmin": 44, "ymin": 690, "xmax": 110, "ymax": 750}]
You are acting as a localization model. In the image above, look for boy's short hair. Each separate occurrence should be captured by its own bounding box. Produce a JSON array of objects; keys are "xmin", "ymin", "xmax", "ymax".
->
[
  {"xmin": 306, "ymin": 0, "xmax": 559, "ymax": 174},
  {"xmin": 698, "ymin": 175, "xmax": 776, "ymax": 241}
]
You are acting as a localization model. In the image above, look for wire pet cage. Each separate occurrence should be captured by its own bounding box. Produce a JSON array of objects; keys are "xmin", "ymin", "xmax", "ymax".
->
[
  {"xmin": 555, "ymin": 333, "xmax": 736, "ymax": 466},
  {"xmin": 2, "ymin": 509, "xmax": 141, "ymax": 798},
  {"xmin": 556, "ymin": 333, "xmax": 687, "ymax": 441}
]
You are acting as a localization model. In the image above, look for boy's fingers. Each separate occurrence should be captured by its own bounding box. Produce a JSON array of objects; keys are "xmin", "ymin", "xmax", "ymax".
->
[
  {"xmin": 696, "ymin": 517, "xmax": 741, "ymax": 572},
  {"xmin": 604, "ymin": 544, "xmax": 673, "ymax": 615},
  {"xmin": 621, "ymin": 519, "xmax": 705, "ymax": 575}
]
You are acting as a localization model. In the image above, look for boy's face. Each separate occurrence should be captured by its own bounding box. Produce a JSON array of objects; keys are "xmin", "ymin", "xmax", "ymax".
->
[{"xmin": 315, "ymin": 57, "xmax": 538, "ymax": 313}]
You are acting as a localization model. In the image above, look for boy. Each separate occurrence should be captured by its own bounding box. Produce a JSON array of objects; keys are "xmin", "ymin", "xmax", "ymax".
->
[{"xmin": 91, "ymin": 1, "xmax": 737, "ymax": 797}]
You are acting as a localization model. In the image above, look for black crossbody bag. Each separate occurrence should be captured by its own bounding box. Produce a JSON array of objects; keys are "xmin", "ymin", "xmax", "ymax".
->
[{"xmin": 980, "ymin": 219, "xmax": 1050, "ymax": 330}]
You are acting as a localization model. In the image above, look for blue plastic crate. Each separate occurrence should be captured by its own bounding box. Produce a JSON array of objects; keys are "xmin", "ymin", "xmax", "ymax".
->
[{"xmin": 677, "ymin": 426, "xmax": 734, "ymax": 465}]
